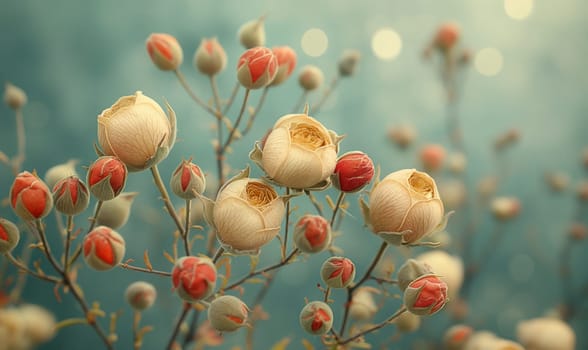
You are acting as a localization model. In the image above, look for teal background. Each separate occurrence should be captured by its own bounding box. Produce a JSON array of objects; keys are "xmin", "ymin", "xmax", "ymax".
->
[{"xmin": 1, "ymin": 0, "xmax": 587, "ymax": 349}]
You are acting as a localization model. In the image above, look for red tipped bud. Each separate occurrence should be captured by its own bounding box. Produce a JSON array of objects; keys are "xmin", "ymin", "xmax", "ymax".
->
[
  {"xmin": 237, "ymin": 47, "xmax": 277, "ymax": 89},
  {"xmin": 0, "ymin": 218, "xmax": 20, "ymax": 254},
  {"xmin": 172, "ymin": 256, "xmax": 217, "ymax": 302},
  {"xmin": 87, "ymin": 156, "xmax": 128, "ymax": 201},
  {"xmin": 170, "ymin": 160, "xmax": 206, "ymax": 199},
  {"xmin": 194, "ymin": 38, "xmax": 227, "ymax": 76},
  {"xmin": 293, "ymin": 215, "xmax": 331, "ymax": 253},
  {"xmin": 299, "ymin": 301, "xmax": 333, "ymax": 335},
  {"xmin": 83, "ymin": 226, "xmax": 125, "ymax": 271},
  {"xmin": 207, "ymin": 295, "xmax": 249, "ymax": 332},
  {"xmin": 332, "ymin": 151, "xmax": 375, "ymax": 193},
  {"xmin": 270, "ymin": 46, "xmax": 297, "ymax": 86},
  {"xmin": 320, "ymin": 256, "xmax": 356, "ymax": 288},
  {"xmin": 146, "ymin": 33, "xmax": 183, "ymax": 71},
  {"xmin": 403, "ymin": 274, "xmax": 448, "ymax": 316},
  {"xmin": 52, "ymin": 176, "xmax": 89, "ymax": 215},
  {"xmin": 10, "ymin": 171, "xmax": 53, "ymax": 221}
]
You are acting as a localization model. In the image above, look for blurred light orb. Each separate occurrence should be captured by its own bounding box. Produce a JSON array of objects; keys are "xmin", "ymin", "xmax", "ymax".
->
[
  {"xmin": 301, "ymin": 28, "xmax": 328, "ymax": 57},
  {"xmin": 371, "ymin": 28, "xmax": 402, "ymax": 60},
  {"xmin": 474, "ymin": 48, "xmax": 503, "ymax": 76},
  {"xmin": 504, "ymin": 0, "xmax": 534, "ymax": 20}
]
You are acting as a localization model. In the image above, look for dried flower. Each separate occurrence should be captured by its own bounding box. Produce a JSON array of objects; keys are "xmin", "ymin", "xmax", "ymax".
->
[
  {"xmin": 3, "ymin": 82, "xmax": 27, "ymax": 110},
  {"xmin": 207, "ymin": 295, "xmax": 249, "ymax": 332},
  {"xmin": 517, "ymin": 317, "xmax": 575, "ymax": 350},
  {"xmin": 237, "ymin": 47, "xmax": 277, "ymax": 89},
  {"xmin": 298, "ymin": 65, "xmax": 324, "ymax": 91},
  {"xmin": 171, "ymin": 256, "xmax": 217, "ymax": 302},
  {"xmin": 95, "ymin": 192, "xmax": 138, "ymax": 229},
  {"xmin": 403, "ymin": 274, "xmax": 448, "ymax": 316},
  {"xmin": 293, "ymin": 215, "xmax": 331, "ymax": 253},
  {"xmin": 251, "ymin": 113, "xmax": 342, "ymax": 190},
  {"xmin": 146, "ymin": 33, "xmax": 183, "ymax": 71},
  {"xmin": 44, "ymin": 159, "xmax": 79, "ymax": 189},
  {"xmin": 10, "ymin": 171, "xmax": 53, "ymax": 221},
  {"xmin": 97, "ymin": 91, "xmax": 176, "ymax": 171},
  {"xmin": 365, "ymin": 169, "xmax": 445, "ymax": 245},
  {"xmin": 202, "ymin": 169, "xmax": 285, "ymax": 254},
  {"xmin": 52, "ymin": 176, "xmax": 90, "ymax": 216},
  {"xmin": 270, "ymin": 46, "xmax": 297, "ymax": 86},
  {"xmin": 338, "ymin": 50, "xmax": 361, "ymax": 77},
  {"xmin": 320, "ymin": 256, "xmax": 355, "ymax": 288},
  {"xmin": 238, "ymin": 17, "xmax": 266, "ymax": 49},
  {"xmin": 125, "ymin": 281, "xmax": 157, "ymax": 311},
  {"xmin": 194, "ymin": 38, "xmax": 227, "ymax": 76},
  {"xmin": 170, "ymin": 159, "xmax": 206, "ymax": 199},
  {"xmin": 332, "ymin": 151, "xmax": 375, "ymax": 193},
  {"xmin": 87, "ymin": 156, "xmax": 128, "ymax": 201},
  {"xmin": 299, "ymin": 301, "xmax": 333, "ymax": 335},
  {"xmin": 0, "ymin": 218, "xmax": 20, "ymax": 254},
  {"xmin": 83, "ymin": 226, "xmax": 125, "ymax": 271}
]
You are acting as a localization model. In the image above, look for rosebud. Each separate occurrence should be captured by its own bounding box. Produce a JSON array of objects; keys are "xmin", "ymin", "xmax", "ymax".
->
[
  {"xmin": 299, "ymin": 301, "xmax": 333, "ymax": 335},
  {"xmin": 298, "ymin": 65, "xmax": 324, "ymax": 91},
  {"xmin": 416, "ymin": 250, "xmax": 464, "ymax": 299},
  {"xmin": 320, "ymin": 256, "xmax": 355, "ymax": 288},
  {"xmin": 338, "ymin": 50, "xmax": 361, "ymax": 77},
  {"xmin": 387, "ymin": 124, "xmax": 417, "ymax": 149},
  {"xmin": 443, "ymin": 324, "xmax": 473, "ymax": 350},
  {"xmin": 237, "ymin": 47, "xmax": 277, "ymax": 89},
  {"xmin": 87, "ymin": 156, "xmax": 128, "ymax": 201},
  {"xmin": 10, "ymin": 171, "xmax": 53, "ymax": 221},
  {"xmin": 332, "ymin": 151, "xmax": 374, "ymax": 193},
  {"xmin": 171, "ymin": 256, "xmax": 217, "ymax": 302},
  {"xmin": 366, "ymin": 169, "xmax": 445, "ymax": 245},
  {"xmin": 83, "ymin": 226, "xmax": 125, "ymax": 271},
  {"xmin": 146, "ymin": 33, "xmax": 183, "ymax": 71},
  {"xmin": 97, "ymin": 91, "xmax": 176, "ymax": 171},
  {"xmin": 349, "ymin": 287, "xmax": 378, "ymax": 321},
  {"xmin": 125, "ymin": 281, "xmax": 157, "ymax": 311},
  {"xmin": 207, "ymin": 295, "xmax": 249, "ymax": 332},
  {"xmin": 420, "ymin": 144, "xmax": 446, "ymax": 172},
  {"xmin": 238, "ymin": 17, "xmax": 266, "ymax": 49},
  {"xmin": 44, "ymin": 159, "xmax": 79, "ymax": 190},
  {"xmin": 194, "ymin": 38, "xmax": 227, "ymax": 76},
  {"xmin": 270, "ymin": 46, "xmax": 297, "ymax": 86},
  {"xmin": 433, "ymin": 22, "xmax": 460, "ymax": 52},
  {"xmin": 397, "ymin": 259, "xmax": 433, "ymax": 292},
  {"xmin": 293, "ymin": 215, "xmax": 331, "ymax": 253},
  {"xmin": 403, "ymin": 274, "xmax": 448, "ymax": 316},
  {"xmin": 394, "ymin": 311, "xmax": 421, "ymax": 333},
  {"xmin": 516, "ymin": 317, "xmax": 575, "ymax": 350},
  {"xmin": 170, "ymin": 160, "xmax": 206, "ymax": 200},
  {"xmin": 490, "ymin": 196, "xmax": 521, "ymax": 221},
  {"xmin": 0, "ymin": 218, "xmax": 20, "ymax": 254},
  {"xmin": 52, "ymin": 176, "xmax": 90, "ymax": 216},
  {"xmin": 19, "ymin": 304, "xmax": 56, "ymax": 345},
  {"xmin": 4, "ymin": 82, "xmax": 27, "ymax": 110},
  {"xmin": 95, "ymin": 192, "xmax": 138, "ymax": 229}
]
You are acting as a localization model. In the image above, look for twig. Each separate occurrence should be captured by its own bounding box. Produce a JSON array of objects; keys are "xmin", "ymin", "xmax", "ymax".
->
[
  {"xmin": 150, "ymin": 165, "xmax": 184, "ymax": 234},
  {"xmin": 338, "ymin": 307, "xmax": 407, "ymax": 346},
  {"xmin": 166, "ymin": 303, "xmax": 191, "ymax": 350},
  {"xmin": 311, "ymin": 75, "xmax": 339, "ymax": 114},
  {"xmin": 174, "ymin": 69, "xmax": 217, "ymax": 118},
  {"xmin": 118, "ymin": 263, "xmax": 171, "ymax": 277},
  {"xmin": 242, "ymin": 86, "xmax": 269, "ymax": 136}
]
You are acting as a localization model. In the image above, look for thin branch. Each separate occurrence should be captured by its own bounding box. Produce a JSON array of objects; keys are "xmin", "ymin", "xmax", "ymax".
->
[
  {"xmin": 150, "ymin": 165, "xmax": 184, "ymax": 234},
  {"xmin": 174, "ymin": 69, "xmax": 217, "ymax": 118},
  {"xmin": 118, "ymin": 263, "xmax": 172, "ymax": 277},
  {"xmin": 338, "ymin": 307, "xmax": 407, "ymax": 346}
]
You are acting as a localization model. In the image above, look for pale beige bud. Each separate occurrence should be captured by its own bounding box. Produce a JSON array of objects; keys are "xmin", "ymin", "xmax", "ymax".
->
[
  {"xmin": 96, "ymin": 192, "xmax": 138, "ymax": 229},
  {"xmin": 387, "ymin": 124, "xmax": 417, "ymax": 149},
  {"xmin": 44, "ymin": 159, "xmax": 79, "ymax": 189},
  {"xmin": 490, "ymin": 196, "xmax": 521, "ymax": 221},
  {"xmin": 491, "ymin": 339, "xmax": 525, "ymax": 350},
  {"xmin": 0, "ymin": 308, "xmax": 29, "ymax": 349},
  {"xmin": 238, "ymin": 17, "xmax": 266, "ymax": 49},
  {"xmin": 517, "ymin": 317, "xmax": 575, "ymax": 350},
  {"xmin": 448, "ymin": 152, "xmax": 467, "ymax": 174},
  {"xmin": 416, "ymin": 250, "xmax": 464, "ymax": 300},
  {"xmin": 4, "ymin": 82, "xmax": 27, "ymax": 109},
  {"xmin": 394, "ymin": 311, "xmax": 421, "ymax": 333},
  {"xmin": 544, "ymin": 172, "xmax": 569, "ymax": 192},
  {"xmin": 463, "ymin": 331, "xmax": 498, "ymax": 350},
  {"xmin": 338, "ymin": 50, "xmax": 361, "ymax": 77},
  {"xmin": 19, "ymin": 304, "xmax": 56, "ymax": 344},
  {"xmin": 444, "ymin": 324, "xmax": 473, "ymax": 350},
  {"xmin": 207, "ymin": 295, "xmax": 249, "ymax": 332},
  {"xmin": 194, "ymin": 38, "xmax": 227, "ymax": 76},
  {"xmin": 97, "ymin": 91, "xmax": 176, "ymax": 171},
  {"xmin": 349, "ymin": 287, "xmax": 378, "ymax": 321},
  {"xmin": 298, "ymin": 65, "xmax": 324, "ymax": 91},
  {"xmin": 125, "ymin": 281, "xmax": 157, "ymax": 311}
]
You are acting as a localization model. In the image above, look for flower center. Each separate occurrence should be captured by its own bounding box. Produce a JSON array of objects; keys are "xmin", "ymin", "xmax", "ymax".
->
[
  {"xmin": 245, "ymin": 182, "xmax": 277, "ymax": 209},
  {"xmin": 408, "ymin": 172, "xmax": 434, "ymax": 199},
  {"xmin": 290, "ymin": 123, "xmax": 327, "ymax": 150}
]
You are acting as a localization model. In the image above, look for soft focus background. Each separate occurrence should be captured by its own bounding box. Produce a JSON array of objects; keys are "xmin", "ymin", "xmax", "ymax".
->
[{"xmin": 1, "ymin": 0, "xmax": 587, "ymax": 349}]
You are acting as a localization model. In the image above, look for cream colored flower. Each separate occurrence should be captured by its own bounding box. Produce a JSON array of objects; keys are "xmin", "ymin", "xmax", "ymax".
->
[
  {"xmin": 517, "ymin": 317, "xmax": 575, "ymax": 350},
  {"xmin": 201, "ymin": 168, "xmax": 286, "ymax": 254},
  {"xmin": 250, "ymin": 113, "xmax": 342, "ymax": 190},
  {"xmin": 363, "ymin": 169, "xmax": 445, "ymax": 245},
  {"xmin": 97, "ymin": 91, "xmax": 176, "ymax": 171},
  {"xmin": 349, "ymin": 287, "xmax": 378, "ymax": 321}
]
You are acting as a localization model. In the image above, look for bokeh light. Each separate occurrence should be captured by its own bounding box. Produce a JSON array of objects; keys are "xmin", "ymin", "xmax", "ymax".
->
[
  {"xmin": 371, "ymin": 28, "xmax": 402, "ymax": 60},
  {"xmin": 301, "ymin": 28, "xmax": 328, "ymax": 57},
  {"xmin": 474, "ymin": 47, "xmax": 504, "ymax": 76},
  {"xmin": 504, "ymin": 0, "xmax": 534, "ymax": 20}
]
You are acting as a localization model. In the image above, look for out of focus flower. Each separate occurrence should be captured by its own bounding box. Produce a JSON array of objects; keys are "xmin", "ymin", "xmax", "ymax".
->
[
  {"xmin": 87, "ymin": 156, "xmax": 128, "ymax": 201},
  {"xmin": 397, "ymin": 259, "xmax": 433, "ymax": 292},
  {"xmin": 338, "ymin": 50, "xmax": 361, "ymax": 77},
  {"xmin": 568, "ymin": 223, "xmax": 587, "ymax": 240},
  {"xmin": 207, "ymin": 295, "xmax": 249, "ymax": 332},
  {"xmin": 52, "ymin": 176, "xmax": 90, "ymax": 215},
  {"xmin": 3, "ymin": 82, "xmax": 27, "ymax": 110},
  {"xmin": 238, "ymin": 16, "xmax": 266, "ymax": 49},
  {"xmin": 320, "ymin": 257, "xmax": 355, "ymax": 288},
  {"xmin": 0, "ymin": 218, "xmax": 19, "ymax": 254},
  {"xmin": 387, "ymin": 124, "xmax": 417, "ymax": 149},
  {"xmin": 19, "ymin": 304, "xmax": 57, "ymax": 345},
  {"xmin": 172, "ymin": 256, "xmax": 217, "ymax": 302},
  {"xmin": 44, "ymin": 159, "xmax": 79, "ymax": 189},
  {"xmin": 251, "ymin": 113, "xmax": 341, "ymax": 190},
  {"xmin": 170, "ymin": 159, "xmax": 206, "ymax": 199},
  {"xmin": 576, "ymin": 180, "xmax": 588, "ymax": 201},
  {"xmin": 416, "ymin": 250, "xmax": 464, "ymax": 299},
  {"xmin": 477, "ymin": 176, "xmax": 498, "ymax": 198},
  {"xmin": 448, "ymin": 152, "xmax": 467, "ymax": 174},
  {"xmin": 146, "ymin": 33, "xmax": 183, "ymax": 71},
  {"xmin": 237, "ymin": 47, "xmax": 277, "ymax": 89},
  {"xmin": 10, "ymin": 171, "xmax": 53, "ymax": 221},
  {"xmin": 517, "ymin": 317, "xmax": 575, "ymax": 350},
  {"xmin": 365, "ymin": 169, "xmax": 445, "ymax": 245},
  {"xmin": 433, "ymin": 22, "xmax": 460, "ymax": 52},
  {"xmin": 443, "ymin": 324, "xmax": 473, "ymax": 350},
  {"xmin": 544, "ymin": 172, "xmax": 569, "ymax": 192},
  {"xmin": 403, "ymin": 274, "xmax": 448, "ymax": 316},
  {"xmin": 95, "ymin": 192, "xmax": 138, "ymax": 229},
  {"xmin": 299, "ymin": 301, "xmax": 333, "ymax": 335},
  {"xmin": 439, "ymin": 179, "xmax": 467, "ymax": 209},
  {"xmin": 490, "ymin": 196, "xmax": 521, "ymax": 221},
  {"xmin": 270, "ymin": 46, "xmax": 297, "ymax": 86},
  {"xmin": 293, "ymin": 215, "xmax": 331, "ymax": 253},
  {"xmin": 194, "ymin": 38, "xmax": 227, "ymax": 76},
  {"xmin": 298, "ymin": 65, "xmax": 324, "ymax": 91},
  {"xmin": 97, "ymin": 91, "xmax": 176, "ymax": 171},
  {"xmin": 349, "ymin": 287, "xmax": 378, "ymax": 321},
  {"xmin": 125, "ymin": 281, "xmax": 157, "ymax": 311},
  {"xmin": 331, "ymin": 151, "xmax": 375, "ymax": 193},
  {"xmin": 395, "ymin": 311, "xmax": 421, "ymax": 333},
  {"xmin": 202, "ymin": 170, "xmax": 285, "ymax": 254},
  {"xmin": 495, "ymin": 128, "xmax": 520, "ymax": 151},
  {"xmin": 420, "ymin": 144, "xmax": 446, "ymax": 172},
  {"xmin": 83, "ymin": 226, "xmax": 125, "ymax": 271},
  {"xmin": 463, "ymin": 331, "xmax": 498, "ymax": 350}
]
